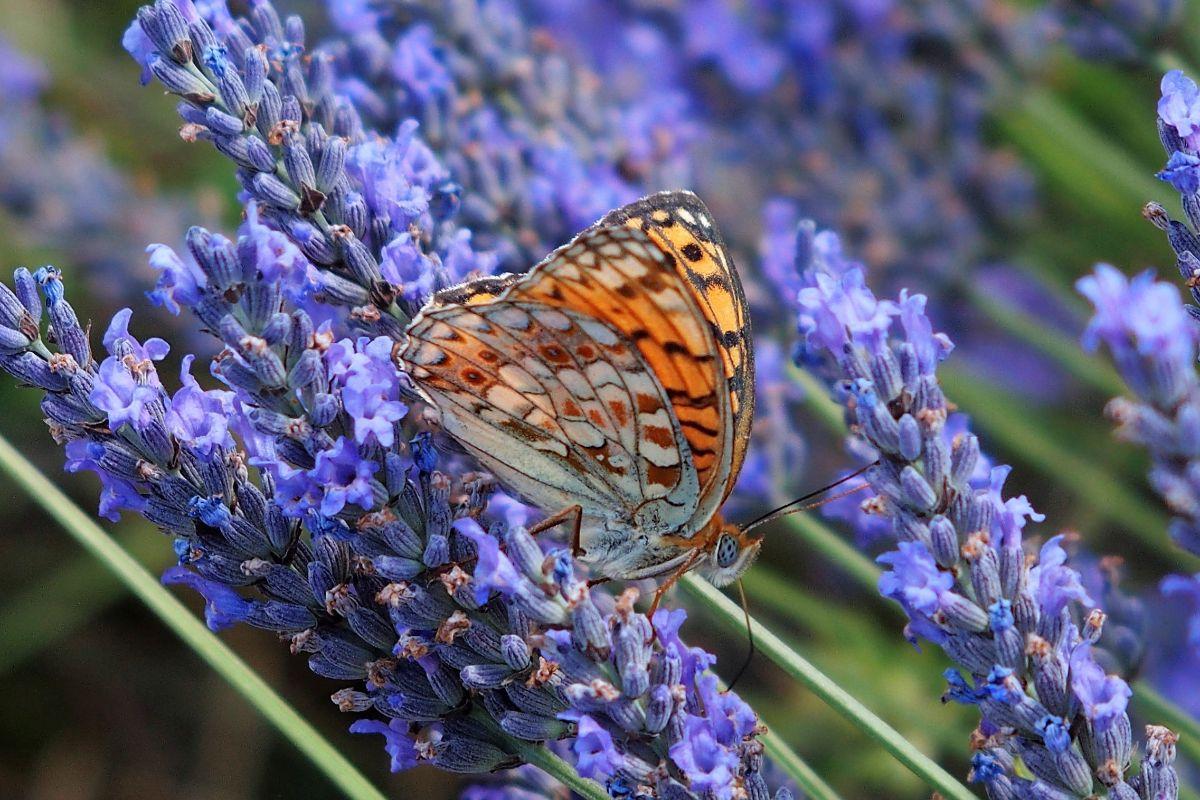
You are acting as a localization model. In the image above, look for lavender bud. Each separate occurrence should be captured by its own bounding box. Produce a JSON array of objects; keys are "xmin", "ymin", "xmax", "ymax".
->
[
  {"xmin": 335, "ymin": 230, "xmax": 383, "ymax": 286},
  {"xmin": 2, "ymin": 352, "xmax": 66, "ymax": 391},
  {"xmin": 950, "ymin": 432, "xmax": 980, "ymax": 487},
  {"xmin": 963, "ymin": 533, "xmax": 1001, "ymax": 610},
  {"xmin": 242, "ymin": 45, "xmax": 267, "ymax": 106},
  {"xmin": 570, "ymin": 597, "xmax": 609, "ymax": 653},
  {"xmin": 431, "ymin": 733, "xmax": 511, "ymax": 773},
  {"xmin": 251, "ymin": 172, "xmax": 301, "ymax": 210},
  {"xmin": 187, "ymin": 227, "xmax": 239, "ymax": 289},
  {"xmin": 140, "ymin": 1, "xmax": 191, "ymax": 64},
  {"xmin": 1141, "ymin": 725, "xmax": 1180, "ymax": 800},
  {"xmin": 899, "ymin": 465, "xmax": 937, "ymax": 512},
  {"xmin": 459, "ymin": 664, "xmax": 514, "ymax": 690},
  {"xmin": 897, "ymin": 413, "xmax": 921, "ymax": 461},
  {"xmin": 938, "ymin": 591, "xmax": 989, "ymax": 632},
  {"xmin": 317, "ymin": 136, "xmax": 347, "ymax": 193},
  {"xmin": 499, "ymin": 712, "xmax": 567, "ymax": 741},
  {"xmin": 205, "ymin": 106, "xmax": 245, "ymax": 136},
  {"xmin": 288, "ymin": 348, "xmax": 322, "ymax": 389},
  {"xmin": 0, "ymin": 327, "xmax": 32, "ymax": 354},
  {"xmin": 281, "ymin": 94, "xmax": 302, "ymax": 125},
  {"xmin": 283, "ymin": 132, "xmax": 318, "ymax": 191},
  {"xmin": 318, "ymin": 270, "xmax": 370, "ymax": 306},
  {"xmin": 929, "ymin": 514, "xmax": 959, "ymax": 567},
  {"xmin": 13, "ymin": 268, "xmax": 40, "ymax": 323},
  {"xmin": 256, "ymin": 81, "xmax": 282, "ymax": 138},
  {"xmin": 152, "ymin": 55, "xmax": 213, "ymax": 102},
  {"xmin": 923, "ymin": 432, "xmax": 949, "ymax": 492},
  {"xmin": 500, "ymin": 634, "xmax": 530, "ymax": 671},
  {"xmin": 644, "ymin": 683, "xmax": 674, "ymax": 734},
  {"xmin": 894, "ymin": 510, "xmax": 930, "ymax": 546}
]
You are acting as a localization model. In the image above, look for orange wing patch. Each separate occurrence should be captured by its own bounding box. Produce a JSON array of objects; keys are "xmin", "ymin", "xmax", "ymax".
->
[
  {"xmin": 596, "ymin": 191, "xmax": 754, "ymax": 506},
  {"xmin": 506, "ymin": 225, "xmax": 728, "ymax": 495}
]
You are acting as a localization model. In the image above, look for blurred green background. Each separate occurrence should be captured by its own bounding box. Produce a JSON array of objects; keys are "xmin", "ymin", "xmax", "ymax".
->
[{"xmin": 0, "ymin": 1, "xmax": 1196, "ymax": 799}]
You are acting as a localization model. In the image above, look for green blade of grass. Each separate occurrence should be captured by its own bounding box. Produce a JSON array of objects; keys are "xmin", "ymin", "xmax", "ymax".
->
[
  {"xmin": 0, "ymin": 433, "xmax": 391, "ymax": 800},
  {"xmin": 679, "ymin": 576, "xmax": 980, "ymax": 800},
  {"xmin": 1013, "ymin": 88, "xmax": 1172, "ymax": 211}
]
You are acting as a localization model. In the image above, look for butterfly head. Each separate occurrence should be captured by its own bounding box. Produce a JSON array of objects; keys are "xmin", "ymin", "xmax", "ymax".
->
[{"xmin": 697, "ymin": 518, "xmax": 763, "ymax": 588}]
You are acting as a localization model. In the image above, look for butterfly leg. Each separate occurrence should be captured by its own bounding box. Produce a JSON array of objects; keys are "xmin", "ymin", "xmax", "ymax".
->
[
  {"xmin": 646, "ymin": 549, "xmax": 704, "ymax": 630},
  {"xmin": 526, "ymin": 504, "xmax": 586, "ymax": 557}
]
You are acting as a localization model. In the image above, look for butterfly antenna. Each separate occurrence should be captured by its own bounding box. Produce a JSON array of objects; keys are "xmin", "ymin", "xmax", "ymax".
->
[
  {"xmin": 728, "ymin": 578, "xmax": 755, "ymax": 691},
  {"xmin": 740, "ymin": 460, "xmax": 879, "ymax": 535}
]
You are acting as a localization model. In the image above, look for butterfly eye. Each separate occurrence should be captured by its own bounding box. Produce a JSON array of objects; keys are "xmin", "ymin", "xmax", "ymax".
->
[{"xmin": 715, "ymin": 533, "xmax": 739, "ymax": 569}]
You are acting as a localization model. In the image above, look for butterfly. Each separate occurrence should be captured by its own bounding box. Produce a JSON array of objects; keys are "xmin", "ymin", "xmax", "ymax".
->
[{"xmin": 397, "ymin": 191, "xmax": 761, "ymax": 596}]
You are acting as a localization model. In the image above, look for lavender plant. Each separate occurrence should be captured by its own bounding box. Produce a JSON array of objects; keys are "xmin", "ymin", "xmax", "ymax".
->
[
  {"xmin": 0, "ymin": 0, "xmax": 802, "ymax": 795},
  {"xmin": 2, "ymin": 0, "xmax": 1191, "ymax": 797},
  {"xmin": 1076, "ymin": 67, "xmax": 1200, "ymax": 661},
  {"xmin": 785, "ymin": 222, "xmax": 1180, "ymax": 800}
]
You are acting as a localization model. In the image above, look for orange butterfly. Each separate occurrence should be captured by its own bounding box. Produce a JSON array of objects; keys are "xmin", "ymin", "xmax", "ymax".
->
[{"xmin": 398, "ymin": 191, "xmax": 761, "ymax": 598}]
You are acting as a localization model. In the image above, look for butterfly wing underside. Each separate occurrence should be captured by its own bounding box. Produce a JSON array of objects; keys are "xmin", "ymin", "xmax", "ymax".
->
[
  {"xmin": 597, "ymin": 191, "xmax": 753, "ymax": 512},
  {"xmin": 400, "ymin": 225, "xmax": 729, "ymax": 536}
]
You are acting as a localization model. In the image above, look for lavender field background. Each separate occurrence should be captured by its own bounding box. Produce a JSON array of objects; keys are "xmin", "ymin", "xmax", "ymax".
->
[{"xmin": 0, "ymin": 1, "xmax": 1196, "ymax": 799}]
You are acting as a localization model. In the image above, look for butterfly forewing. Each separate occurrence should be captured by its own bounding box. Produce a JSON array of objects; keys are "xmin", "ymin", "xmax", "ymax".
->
[
  {"xmin": 597, "ymin": 191, "xmax": 754, "ymax": 508},
  {"xmin": 400, "ymin": 225, "xmax": 716, "ymax": 536}
]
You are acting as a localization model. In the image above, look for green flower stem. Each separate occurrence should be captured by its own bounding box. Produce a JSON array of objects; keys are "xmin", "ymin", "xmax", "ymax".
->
[
  {"xmin": 0, "ymin": 433, "xmax": 388, "ymax": 800},
  {"xmin": 743, "ymin": 565, "xmax": 873, "ymax": 640},
  {"xmin": 0, "ymin": 525, "xmax": 173, "ymax": 675},
  {"xmin": 508, "ymin": 739, "xmax": 608, "ymax": 800},
  {"xmin": 679, "ymin": 576, "xmax": 980, "ymax": 800},
  {"xmin": 775, "ymin": 512, "xmax": 880, "ymax": 590}
]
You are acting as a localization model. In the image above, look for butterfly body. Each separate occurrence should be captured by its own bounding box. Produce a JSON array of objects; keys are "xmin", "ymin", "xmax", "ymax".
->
[{"xmin": 399, "ymin": 192, "xmax": 761, "ymax": 586}]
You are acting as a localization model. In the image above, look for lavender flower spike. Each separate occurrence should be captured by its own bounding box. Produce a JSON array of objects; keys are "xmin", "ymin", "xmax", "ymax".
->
[
  {"xmin": 793, "ymin": 223, "xmax": 1179, "ymax": 799},
  {"xmin": 1, "ymin": 251, "xmax": 791, "ymax": 797}
]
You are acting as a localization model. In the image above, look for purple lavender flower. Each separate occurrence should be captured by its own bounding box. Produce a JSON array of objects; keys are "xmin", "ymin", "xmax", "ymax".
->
[
  {"xmin": 1160, "ymin": 70, "xmax": 1200, "ymax": 149},
  {"xmin": 1079, "ymin": 263, "xmax": 1200, "ymax": 658},
  {"xmin": 4, "ymin": 242, "xmax": 786, "ymax": 796},
  {"xmin": 319, "ymin": 0, "xmax": 696, "ymax": 272},
  {"xmin": 1157, "ymin": 150, "xmax": 1200, "ymax": 195},
  {"xmin": 792, "ymin": 219, "xmax": 1179, "ymax": 798},
  {"xmin": 127, "ymin": 0, "xmax": 497, "ymax": 331}
]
